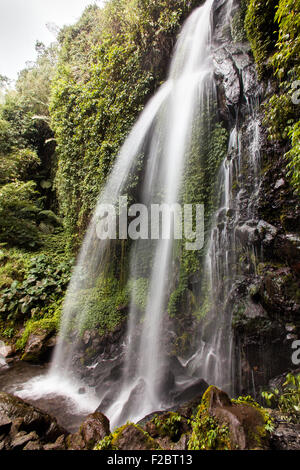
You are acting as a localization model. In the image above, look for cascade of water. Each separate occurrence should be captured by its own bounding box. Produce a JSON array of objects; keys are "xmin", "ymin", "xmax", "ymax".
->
[
  {"xmin": 107, "ymin": 0, "xmax": 216, "ymax": 427},
  {"xmin": 17, "ymin": 0, "xmax": 265, "ymax": 427},
  {"xmin": 17, "ymin": 0, "xmax": 216, "ymax": 424},
  {"xmin": 186, "ymin": 94, "xmax": 263, "ymax": 395}
]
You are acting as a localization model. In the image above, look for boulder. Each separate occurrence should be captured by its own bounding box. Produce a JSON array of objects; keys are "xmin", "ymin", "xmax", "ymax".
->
[
  {"xmin": 204, "ymin": 386, "xmax": 269, "ymax": 450},
  {"xmin": 172, "ymin": 378, "xmax": 209, "ymax": 404},
  {"xmin": 79, "ymin": 412, "xmax": 110, "ymax": 449},
  {"xmin": 23, "ymin": 440, "xmax": 42, "ymax": 450},
  {"xmin": 0, "ymin": 392, "xmax": 68, "ymax": 450},
  {"xmin": 270, "ymin": 421, "xmax": 300, "ymax": 450},
  {"xmin": 112, "ymin": 424, "xmax": 160, "ymax": 450},
  {"xmin": 21, "ymin": 330, "xmax": 56, "ymax": 363},
  {"xmin": 43, "ymin": 435, "xmax": 66, "ymax": 451},
  {"xmin": 0, "ymin": 342, "xmax": 14, "ymax": 358},
  {"xmin": 10, "ymin": 431, "xmax": 39, "ymax": 450},
  {"xmin": 213, "ymin": 47, "xmax": 241, "ymax": 106},
  {"xmin": 66, "ymin": 432, "xmax": 86, "ymax": 450}
]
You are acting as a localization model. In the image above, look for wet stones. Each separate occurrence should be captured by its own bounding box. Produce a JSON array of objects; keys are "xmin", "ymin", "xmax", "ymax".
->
[
  {"xmin": 66, "ymin": 412, "xmax": 110, "ymax": 450},
  {"xmin": 172, "ymin": 378, "xmax": 209, "ymax": 405},
  {"xmin": 21, "ymin": 330, "xmax": 56, "ymax": 363},
  {"xmin": 0, "ymin": 392, "xmax": 67, "ymax": 450},
  {"xmin": 79, "ymin": 412, "xmax": 110, "ymax": 449},
  {"xmin": 111, "ymin": 424, "xmax": 159, "ymax": 451}
]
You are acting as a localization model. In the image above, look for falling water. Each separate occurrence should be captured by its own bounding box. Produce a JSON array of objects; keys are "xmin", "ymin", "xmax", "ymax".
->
[
  {"xmin": 17, "ymin": 0, "xmax": 216, "ymax": 424},
  {"xmin": 106, "ymin": 0, "xmax": 216, "ymax": 426},
  {"xmin": 186, "ymin": 100, "xmax": 262, "ymax": 395},
  {"xmin": 16, "ymin": 0, "xmax": 264, "ymax": 428}
]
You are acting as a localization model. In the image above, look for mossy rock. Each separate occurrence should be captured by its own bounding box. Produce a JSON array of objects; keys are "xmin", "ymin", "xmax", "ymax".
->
[
  {"xmin": 95, "ymin": 423, "xmax": 160, "ymax": 450},
  {"xmin": 146, "ymin": 412, "xmax": 188, "ymax": 442},
  {"xmin": 189, "ymin": 386, "xmax": 272, "ymax": 450}
]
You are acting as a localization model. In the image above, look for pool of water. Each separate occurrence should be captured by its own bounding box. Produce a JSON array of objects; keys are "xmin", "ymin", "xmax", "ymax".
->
[{"xmin": 0, "ymin": 361, "xmax": 97, "ymax": 433}]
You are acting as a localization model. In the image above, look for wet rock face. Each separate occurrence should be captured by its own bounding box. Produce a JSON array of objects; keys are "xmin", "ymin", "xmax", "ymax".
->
[
  {"xmin": 67, "ymin": 412, "xmax": 110, "ymax": 450},
  {"xmin": 79, "ymin": 412, "xmax": 110, "ymax": 449},
  {"xmin": 21, "ymin": 330, "xmax": 56, "ymax": 363},
  {"xmin": 70, "ymin": 320, "xmax": 127, "ymax": 387},
  {"xmin": 209, "ymin": 29, "xmax": 300, "ymax": 396},
  {"xmin": 270, "ymin": 419, "xmax": 300, "ymax": 450},
  {"xmin": 230, "ymin": 142, "xmax": 300, "ymax": 395},
  {"xmin": 0, "ymin": 392, "xmax": 68, "ymax": 450},
  {"xmin": 172, "ymin": 378, "xmax": 209, "ymax": 405}
]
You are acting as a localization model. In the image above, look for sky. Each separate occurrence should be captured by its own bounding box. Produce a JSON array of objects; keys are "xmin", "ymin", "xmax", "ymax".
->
[{"xmin": 0, "ymin": 0, "xmax": 103, "ymax": 81}]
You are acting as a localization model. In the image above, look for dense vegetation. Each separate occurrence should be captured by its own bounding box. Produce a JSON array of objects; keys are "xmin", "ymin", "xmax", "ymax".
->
[{"xmin": 245, "ymin": 0, "xmax": 300, "ymax": 193}]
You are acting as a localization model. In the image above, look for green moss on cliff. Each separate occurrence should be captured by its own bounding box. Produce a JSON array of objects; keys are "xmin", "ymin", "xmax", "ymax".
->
[{"xmin": 245, "ymin": 0, "xmax": 279, "ymax": 78}]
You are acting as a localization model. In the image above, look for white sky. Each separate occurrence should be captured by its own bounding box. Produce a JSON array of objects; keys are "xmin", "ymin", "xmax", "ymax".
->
[{"xmin": 0, "ymin": 0, "xmax": 103, "ymax": 81}]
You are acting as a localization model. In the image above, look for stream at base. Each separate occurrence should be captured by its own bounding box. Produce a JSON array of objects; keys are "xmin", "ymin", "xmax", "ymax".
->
[{"xmin": 0, "ymin": 362, "xmax": 98, "ymax": 433}]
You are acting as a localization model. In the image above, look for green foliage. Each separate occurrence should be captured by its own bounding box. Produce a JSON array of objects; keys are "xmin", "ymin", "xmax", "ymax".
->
[
  {"xmin": 272, "ymin": 0, "xmax": 300, "ymax": 79},
  {"xmin": 50, "ymin": 0, "xmax": 200, "ymax": 246},
  {"xmin": 188, "ymin": 399, "xmax": 231, "ymax": 450},
  {"xmin": 0, "ymin": 181, "xmax": 41, "ymax": 248},
  {"xmin": 129, "ymin": 277, "xmax": 149, "ymax": 311},
  {"xmin": 244, "ymin": 0, "xmax": 279, "ymax": 78},
  {"xmin": 94, "ymin": 434, "xmax": 117, "ymax": 450},
  {"xmin": 0, "ymin": 149, "xmax": 40, "ymax": 185},
  {"xmin": 16, "ymin": 43, "xmax": 57, "ymax": 117},
  {"xmin": 0, "ymin": 41, "xmax": 59, "ymax": 253},
  {"xmin": 262, "ymin": 372, "xmax": 300, "ymax": 423},
  {"xmin": 0, "ymin": 253, "xmax": 72, "ymax": 322},
  {"xmin": 231, "ymin": 0, "xmax": 248, "ymax": 43},
  {"xmin": 0, "ymin": 93, "xmax": 39, "ymax": 154},
  {"xmin": 70, "ymin": 275, "xmax": 129, "ymax": 336},
  {"xmin": 246, "ymin": 0, "xmax": 300, "ymax": 193},
  {"xmin": 263, "ymin": 91, "xmax": 296, "ymax": 141},
  {"xmin": 152, "ymin": 413, "xmax": 182, "ymax": 441},
  {"xmin": 94, "ymin": 422, "xmax": 158, "ymax": 450},
  {"xmin": 15, "ymin": 298, "xmax": 63, "ymax": 351},
  {"xmin": 188, "ymin": 386, "xmax": 231, "ymax": 450},
  {"xmin": 270, "ymin": 0, "xmax": 300, "ymax": 194},
  {"xmin": 286, "ymin": 121, "xmax": 300, "ymax": 193}
]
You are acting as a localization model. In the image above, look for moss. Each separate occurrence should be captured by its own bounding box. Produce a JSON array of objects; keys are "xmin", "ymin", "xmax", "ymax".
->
[
  {"xmin": 15, "ymin": 299, "xmax": 62, "ymax": 351},
  {"xmin": 244, "ymin": 0, "xmax": 279, "ymax": 78},
  {"xmin": 188, "ymin": 387, "xmax": 231, "ymax": 450},
  {"xmin": 231, "ymin": 0, "xmax": 248, "ymax": 43},
  {"xmin": 94, "ymin": 422, "xmax": 159, "ymax": 450},
  {"xmin": 69, "ymin": 275, "xmax": 129, "ymax": 336},
  {"xmin": 232, "ymin": 395, "xmax": 275, "ymax": 446}
]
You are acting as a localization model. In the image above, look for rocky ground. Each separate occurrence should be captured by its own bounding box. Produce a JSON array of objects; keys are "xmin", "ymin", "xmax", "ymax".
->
[{"xmin": 0, "ymin": 379, "xmax": 299, "ymax": 451}]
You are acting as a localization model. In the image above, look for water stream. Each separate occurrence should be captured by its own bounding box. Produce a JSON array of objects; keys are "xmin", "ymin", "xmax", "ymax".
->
[{"xmin": 6, "ymin": 0, "xmax": 263, "ymax": 430}]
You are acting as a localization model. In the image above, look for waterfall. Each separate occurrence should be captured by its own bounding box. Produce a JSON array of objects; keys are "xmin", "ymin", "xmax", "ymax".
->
[
  {"xmin": 16, "ymin": 0, "xmax": 264, "ymax": 428},
  {"xmin": 102, "ymin": 0, "xmax": 216, "ymax": 427},
  {"xmin": 185, "ymin": 98, "xmax": 263, "ymax": 395}
]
